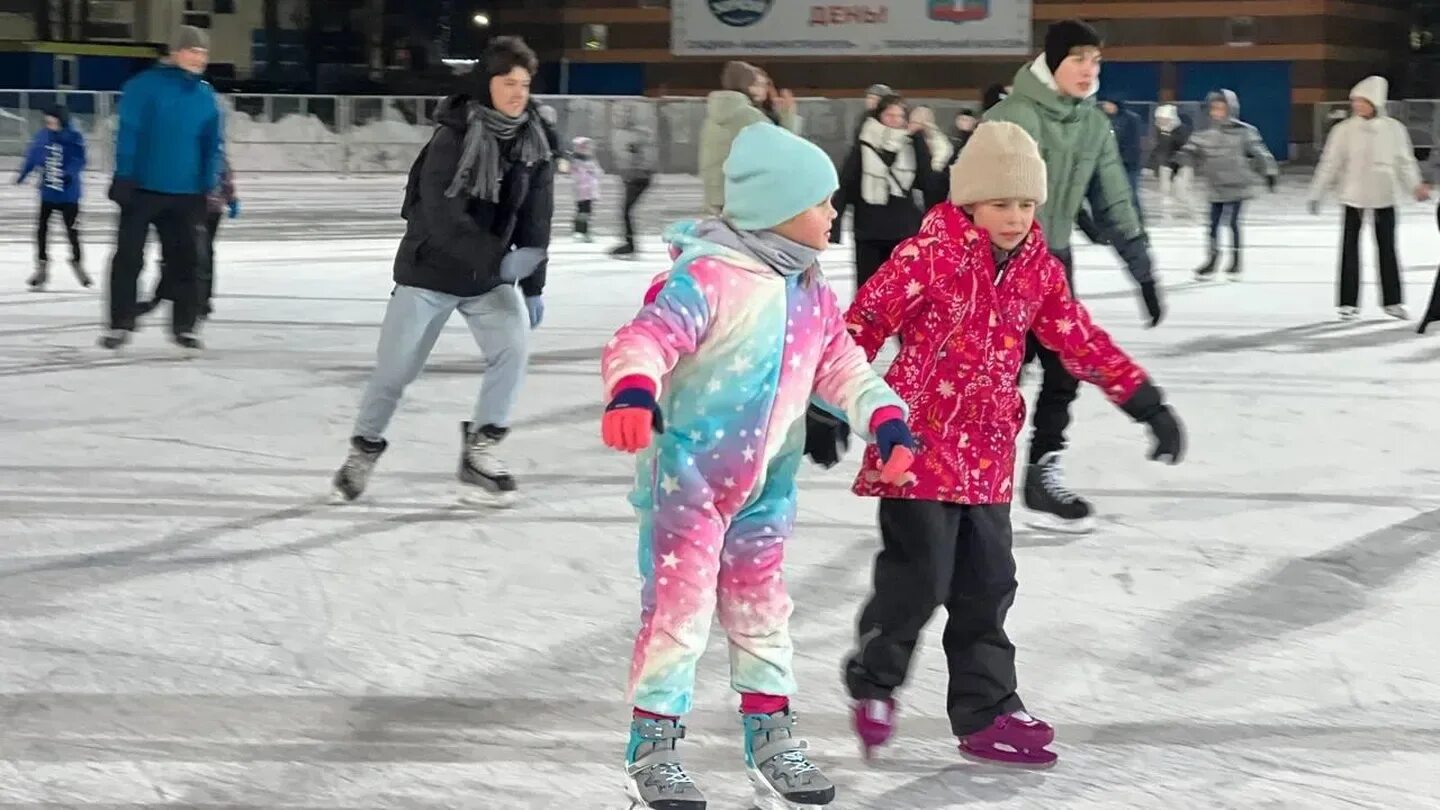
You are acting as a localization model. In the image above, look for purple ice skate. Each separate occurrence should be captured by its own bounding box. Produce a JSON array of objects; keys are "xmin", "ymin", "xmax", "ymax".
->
[
  {"xmin": 852, "ymin": 698, "xmax": 896, "ymax": 760},
  {"xmin": 958, "ymin": 710, "xmax": 1057, "ymax": 769}
]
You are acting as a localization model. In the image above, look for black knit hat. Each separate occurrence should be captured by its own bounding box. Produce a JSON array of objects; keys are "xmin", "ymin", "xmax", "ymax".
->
[
  {"xmin": 1044, "ymin": 20, "xmax": 1102, "ymax": 73},
  {"xmin": 43, "ymin": 104, "xmax": 68, "ymax": 125}
]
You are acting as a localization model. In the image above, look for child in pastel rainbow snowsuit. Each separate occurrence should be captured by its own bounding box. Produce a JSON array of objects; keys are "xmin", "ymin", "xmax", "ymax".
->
[{"xmin": 600, "ymin": 122, "xmax": 916, "ymax": 810}]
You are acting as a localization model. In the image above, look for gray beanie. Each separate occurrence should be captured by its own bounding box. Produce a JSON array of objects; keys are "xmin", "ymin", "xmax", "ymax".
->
[
  {"xmin": 948, "ymin": 121, "xmax": 1048, "ymax": 207},
  {"xmin": 169, "ymin": 25, "xmax": 210, "ymax": 54}
]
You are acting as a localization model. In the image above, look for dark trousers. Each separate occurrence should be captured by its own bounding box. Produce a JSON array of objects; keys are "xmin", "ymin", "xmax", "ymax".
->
[
  {"xmin": 574, "ymin": 199, "xmax": 593, "ymax": 236},
  {"xmin": 855, "ymin": 238, "xmax": 902, "ymax": 291},
  {"xmin": 1339, "ymin": 206, "xmax": 1402, "ymax": 308},
  {"xmin": 37, "ymin": 201, "xmax": 81, "ymax": 263},
  {"xmin": 1025, "ymin": 248, "xmax": 1079, "ymax": 463},
  {"xmin": 1207, "ymin": 200, "xmax": 1244, "ymax": 251},
  {"xmin": 109, "ymin": 191, "xmax": 205, "ymax": 334},
  {"xmin": 1422, "ymin": 207, "xmax": 1440, "ymax": 334},
  {"xmin": 621, "ymin": 176, "xmax": 652, "ymax": 247},
  {"xmin": 845, "ymin": 499, "xmax": 1024, "ymax": 736},
  {"xmin": 1126, "ymin": 166, "xmax": 1143, "ymax": 222},
  {"xmin": 152, "ymin": 211, "xmax": 220, "ymax": 316}
]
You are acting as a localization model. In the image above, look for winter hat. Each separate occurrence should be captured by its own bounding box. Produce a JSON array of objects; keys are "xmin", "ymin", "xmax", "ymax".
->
[
  {"xmin": 723, "ymin": 122, "xmax": 838, "ymax": 231},
  {"xmin": 1044, "ymin": 20, "xmax": 1101, "ymax": 73},
  {"xmin": 1349, "ymin": 76, "xmax": 1389, "ymax": 112},
  {"xmin": 865, "ymin": 83, "xmax": 894, "ymax": 98},
  {"xmin": 43, "ymin": 104, "xmax": 68, "ymax": 125},
  {"xmin": 169, "ymin": 24, "xmax": 210, "ymax": 54},
  {"xmin": 948, "ymin": 122, "xmax": 1047, "ymax": 207},
  {"xmin": 982, "ymin": 83, "xmax": 1009, "ymax": 111},
  {"xmin": 721, "ymin": 61, "xmax": 763, "ymax": 92},
  {"xmin": 571, "ymin": 135, "xmax": 593, "ymax": 154}
]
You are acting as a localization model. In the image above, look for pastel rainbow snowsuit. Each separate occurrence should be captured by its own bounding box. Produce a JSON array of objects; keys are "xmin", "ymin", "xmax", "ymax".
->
[{"xmin": 602, "ymin": 221, "xmax": 906, "ymax": 716}]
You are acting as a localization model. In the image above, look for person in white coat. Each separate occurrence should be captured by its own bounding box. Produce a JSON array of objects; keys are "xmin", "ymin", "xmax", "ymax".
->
[{"xmin": 1309, "ymin": 76, "xmax": 1430, "ymax": 320}]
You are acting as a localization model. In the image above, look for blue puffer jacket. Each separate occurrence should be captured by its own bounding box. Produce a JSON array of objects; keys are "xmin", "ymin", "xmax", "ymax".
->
[
  {"xmin": 114, "ymin": 62, "xmax": 223, "ymax": 195},
  {"xmin": 18, "ymin": 124, "xmax": 86, "ymax": 204}
]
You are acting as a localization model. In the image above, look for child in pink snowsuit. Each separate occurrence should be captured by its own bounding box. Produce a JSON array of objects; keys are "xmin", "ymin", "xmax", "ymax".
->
[
  {"xmin": 600, "ymin": 122, "xmax": 915, "ymax": 810},
  {"xmin": 569, "ymin": 135, "xmax": 603, "ymax": 241}
]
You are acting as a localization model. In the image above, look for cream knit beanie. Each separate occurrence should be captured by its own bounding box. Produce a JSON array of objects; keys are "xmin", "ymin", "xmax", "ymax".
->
[{"xmin": 948, "ymin": 121, "xmax": 1048, "ymax": 207}]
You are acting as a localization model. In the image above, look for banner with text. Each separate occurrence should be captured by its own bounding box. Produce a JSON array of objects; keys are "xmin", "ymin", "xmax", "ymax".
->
[{"xmin": 672, "ymin": 0, "xmax": 1033, "ymax": 57}]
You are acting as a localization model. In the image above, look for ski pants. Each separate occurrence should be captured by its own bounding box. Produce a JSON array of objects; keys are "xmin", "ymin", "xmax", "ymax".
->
[
  {"xmin": 153, "ymin": 211, "xmax": 221, "ymax": 314},
  {"xmin": 36, "ymin": 201, "xmax": 81, "ymax": 263},
  {"xmin": 352, "ymin": 283, "xmax": 529, "ymax": 441},
  {"xmin": 628, "ymin": 450, "xmax": 803, "ymax": 717},
  {"xmin": 621, "ymin": 177, "xmax": 652, "ymax": 247},
  {"xmin": 844, "ymin": 499, "xmax": 1024, "ymax": 736},
  {"xmin": 1025, "ymin": 248, "xmax": 1080, "ymax": 463},
  {"xmin": 108, "ymin": 191, "xmax": 206, "ymax": 334},
  {"xmin": 1339, "ymin": 206, "xmax": 1402, "ymax": 308}
]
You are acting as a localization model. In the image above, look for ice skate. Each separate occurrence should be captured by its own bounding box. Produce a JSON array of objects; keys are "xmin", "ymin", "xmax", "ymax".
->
[
  {"xmin": 624, "ymin": 716, "xmax": 706, "ymax": 810},
  {"xmin": 1338, "ymin": 305, "xmax": 1360, "ymax": 322},
  {"xmin": 1193, "ymin": 249, "xmax": 1218, "ymax": 281},
  {"xmin": 97, "ymin": 328, "xmax": 130, "ymax": 350},
  {"xmin": 458, "ymin": 421, "xmax": 518, "ymax": 507},
  {"xmin": 851, "ymin": 698, "xmax": 896, "ymax": 761},
  {"xmin": 27, "ymin": 259, "xmax": 48, "ymax": 291},
  {"xmin": 332, "ymin": 435, "xmax": 387, "ymax": 503},
  {"xmin": 610, "ymin": 243, "xmax": 639, "ymax": 260},
  {"xmin": 742, "ymin": 708, "xmax": 835, "ymax": 809},
  {"xmin": 958, "ymin": 710, "xmax": 1057, "ymax": 769},
  {"xmin": 1384, "ymin": 304, "xmax": 1408, "ymax": 320},
  {"xmin": 173, "ymin": 332, "xmax": 204, "ymax": 357},
  {"xmin": 71, "ymin": 259, "xmax": 92, "ymax": 288},
  {"xmin": 1022, "ymin": 451, "xmax": 1094, "ymax": 533},
  {"xmin": 1224, "ymin": 250, "xmax": 1242, "ymax": 281}
]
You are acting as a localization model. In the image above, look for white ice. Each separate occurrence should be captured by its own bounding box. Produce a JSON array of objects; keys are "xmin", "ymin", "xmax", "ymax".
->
[{"xmin": 0, "ymin": 174, "xmax": 1438, "ymax": 808}]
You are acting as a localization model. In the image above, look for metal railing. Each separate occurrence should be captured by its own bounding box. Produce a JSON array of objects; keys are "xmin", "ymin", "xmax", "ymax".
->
[{"xmin": 8, "ymin": 89, "xmax": 1426, "ymax": 175}]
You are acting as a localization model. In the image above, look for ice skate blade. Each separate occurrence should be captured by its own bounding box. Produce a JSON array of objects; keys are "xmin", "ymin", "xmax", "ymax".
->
[
  {"xmin": 458, "ymin": 486, "xmax": 517, "ymax": 509},
  {"xmin": 959, "ymin": 747, "xmax": 1058, "ymax": 770},
  {"xmin": 329, "ymin": 488, "xmax": 361, "ymax": 505},
  {"xmin": 623, "ymin": 774, "xmax": 705, "ymax": 810},
  {"xmin": 746, "ymin": 768, "xmax": 830, "ymax": 809},
  {"xmin": 1022, "ymin": 513, "xmax": 1094, "ymax": 535}
]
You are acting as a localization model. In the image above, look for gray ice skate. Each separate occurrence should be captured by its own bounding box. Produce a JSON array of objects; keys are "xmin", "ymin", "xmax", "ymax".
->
[
  {"xmin": 742, "ymin": 709, "xmax": 836, "ymax": 810},
  {"xmin": 332, "ymin": 436, "xmax": 387, "ymax": 502},
  {"xmin": 27, "ymin": 259, "xmax": 47, "ymax": 291},
  {"xmin": 624, "ymin": 717, "xmax": 706, "ymax": 810},
  {"xmin": 458, "ymin": 421, "xmax": 517, "ymax": 507}
]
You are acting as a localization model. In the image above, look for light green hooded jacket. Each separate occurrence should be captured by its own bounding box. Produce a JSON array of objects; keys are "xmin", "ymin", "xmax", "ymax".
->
[
  {"xmin": 984, "ymin": 57, "xmax": 1143, "ymax": 253},
  {"xmin": 699, "ymin": 90, "xmax": 801, "ymax": 214}
]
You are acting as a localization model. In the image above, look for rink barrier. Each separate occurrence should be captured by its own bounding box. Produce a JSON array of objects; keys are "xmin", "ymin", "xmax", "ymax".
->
[{"xmin": 6, "ymin": 90, "xmax": 1431, "ymax": 174}]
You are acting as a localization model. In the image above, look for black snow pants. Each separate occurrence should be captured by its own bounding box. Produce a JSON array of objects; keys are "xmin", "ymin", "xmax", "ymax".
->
[
  {"xmin": 1024, "ymin": 248, "xmax": 1080, "ymax": 463},
  {"xmin": 844, "ymin": 499, "xmax": 1024, "ymax": 737},
  {"xmin": 1339, "ymin": 206, "xmax": 1402, "ymax": 308},
  {"xmin": 109, "ymin": 191, "xmax": 205, "ymax": 334},
  {"xmin": 37, "ymin": 201, "xmax": 82, "ymax": 263}
]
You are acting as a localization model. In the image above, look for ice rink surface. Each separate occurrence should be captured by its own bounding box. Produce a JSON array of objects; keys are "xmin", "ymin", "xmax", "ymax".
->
[{"xmin": 1, "ymin": 173, "xmax": 1438, "ymax": 808}]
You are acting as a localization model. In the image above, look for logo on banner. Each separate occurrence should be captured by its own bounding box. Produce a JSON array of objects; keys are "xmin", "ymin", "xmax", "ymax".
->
[
  {"xmin": 707, "ymin": 0, "xmax": 772, "ymax": 27},
  {"xmin": 928, "ymin": 0, "xmax": 989, "ymax": 23}
]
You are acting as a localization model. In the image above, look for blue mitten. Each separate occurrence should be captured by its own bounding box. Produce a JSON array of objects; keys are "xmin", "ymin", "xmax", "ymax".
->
[
  {"xmin": 525, "ymin": 295, "xmax": 544, "ymax": 329},
  {"xmin": 227, "ymin": 199, "xmax": 241, "ymax": 219}
]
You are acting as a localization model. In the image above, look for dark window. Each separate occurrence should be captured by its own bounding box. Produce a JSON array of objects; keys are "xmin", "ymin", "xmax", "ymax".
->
[
  {"xmin": 216, "ymin": 0, "xmax": 236, "ymax": 13},
  {"xmin": 1227, "ymin": 16, "xmax": 1256, "ymax": 46}
]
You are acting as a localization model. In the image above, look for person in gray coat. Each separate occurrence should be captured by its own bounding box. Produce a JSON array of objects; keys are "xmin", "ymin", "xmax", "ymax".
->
[
  {"xmin": 609, "ymin": 104, "xmax": 657, "ymax": 257},
  {"xmin": 1181, "ymin": 89, "xmax": 1278, "ymax": 280}
]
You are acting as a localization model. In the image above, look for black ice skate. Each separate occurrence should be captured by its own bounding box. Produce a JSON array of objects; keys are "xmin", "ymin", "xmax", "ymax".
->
[
  {"xmin": 332, "ymin": 435, "xmax": 388, "ymax": 502},
  {"xmin": 1224, "ymin": 250, "xmax": 1242, "ymax": 281},
  {"xmin": 71, "ymin": 260, "xmax": 93, "ymax": 288},
  {"xmin": 458, "ymin": 421, "xmax": 517, "ymax": 507},
  {"xmin": 97, "ymin": 328, "xmax": 131, "ymax": 350},
  {"xmin": 1193, "ymin": 249, "xmax": 1218, "ymax": 281},
  {"xmin": 27, "ymin": 259, "xmax": 48, "ymax": 291},
  {"xmin": 1023, "ymin": 451, "xmax": 1094, "ymax": 533},
  {"xmin": 610, "ymin": 242, "xmax": 638, "ymax": 260},
  {"xmin": 173, "ymin": 332, "xmax": 204, "ymax": 356}
]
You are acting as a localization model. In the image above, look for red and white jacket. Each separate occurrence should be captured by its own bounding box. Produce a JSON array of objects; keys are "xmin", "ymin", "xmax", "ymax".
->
[{"xmin": 846, "ymin": 203, "xmax": 1148, "ymax": 504}]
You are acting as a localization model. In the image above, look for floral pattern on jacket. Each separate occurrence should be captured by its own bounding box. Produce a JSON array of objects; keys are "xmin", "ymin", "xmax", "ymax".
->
[{"xmin": 845, "ymin": 203, "xmax": 1148, "ymax": 504}]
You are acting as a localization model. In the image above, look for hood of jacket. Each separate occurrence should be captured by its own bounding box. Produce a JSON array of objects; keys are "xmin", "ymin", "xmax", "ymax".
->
[
  {"xmin": 435, "ymin": 94, "xmax": 474, "ymax": 130},
  {"xmin": 1011, "ymin": 56, "xmax": 1100, "ymax": 122},
  {"xmin": 705, "ymin": 90, "xmax": 761, "ymax": 126},
  {"xmin": 663, "ymin": 218, "xmax": 816, "ymax": 280},
  {"xmin": 1349, "ymin": 76, "xmax": 1389, "ymax": 114},
  {"xmin": 1206, "ymin": 89, "xmax": 1241, "ymax": 121}
]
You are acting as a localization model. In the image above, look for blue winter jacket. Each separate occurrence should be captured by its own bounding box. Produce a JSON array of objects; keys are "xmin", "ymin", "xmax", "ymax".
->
[
  {"xmin": 18, "ymin": 124, "xmax": 86, "ymax": 204},
  {"xmin": 114, "ymin": 62, "xmax": 223, "ymax": 195},
  {"xmin": 1102, "ymin": 97, "xmax": 1145, "ymax": 174}
]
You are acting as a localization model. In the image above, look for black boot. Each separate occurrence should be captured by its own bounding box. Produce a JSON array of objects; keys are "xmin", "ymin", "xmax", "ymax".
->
[
  {"xmin": 71, "ymin": 259, "xmax": 92, "ymax": 288},
  {"xmin": 1022, "ymin": 451, "xmax": 1095, "ymax": 533},
  {"xmin": 27, "ymin": 259, "xmax": 48, "ymax": 291},
  {"xmin": 1194, "ymin": 244, "xmax": 1218, "ymax": 280},
  {"xmin": 1224, "ymin": 248, "xmax": 1242, "ymax": 280}
]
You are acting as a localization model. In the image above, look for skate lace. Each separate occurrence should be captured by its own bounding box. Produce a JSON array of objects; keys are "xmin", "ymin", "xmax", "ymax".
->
[
  {"xmin": 1040, "ymin": 462, "xmax": 1080, "ymax": 503},
  {"xmin": 775, "ymin": 749, "xmax": 819, "ymax": 777},
  {"xmin": 466, "ymin": 438, "xmax": 510, "ymax": 477},
  {"xmin": 650, "ymin": 762, "xmax": 694, "ymax": 789}
]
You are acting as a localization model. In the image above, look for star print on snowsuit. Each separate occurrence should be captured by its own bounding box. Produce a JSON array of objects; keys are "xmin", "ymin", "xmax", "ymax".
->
[
  {"xmin": 846, "ymin": 203, "xmax": 1149, "ymax": 504},
  {"xmin": 602, "ymin": 220, "xmax": 907, "ymax": 717}
]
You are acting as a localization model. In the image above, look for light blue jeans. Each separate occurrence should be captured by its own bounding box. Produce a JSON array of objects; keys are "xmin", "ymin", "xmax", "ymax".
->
[{"xmin": 353, "ymin": 283, "xmax": 529, "ymax": 441}]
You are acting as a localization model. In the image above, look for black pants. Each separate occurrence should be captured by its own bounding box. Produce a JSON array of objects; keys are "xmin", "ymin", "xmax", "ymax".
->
[
  {"xmin": 855, "ymin": 238, "xmax": 902, "ymax": 291},
  {"xmin": 109, "ymin": 191, "xmax": 205, "ymax": 333},
  {"xmin": 574, "ymin": 199, "xmax": 593, "ymax": 236},
  {"xmin": 1025, "ymin": 248, "xmax": 1079, "ymax": 463},
  {"xmin": 37, "ymin": 201, "xmax": 81, "ymax": 263},
  {"xmin": 1422, "ymin": 207, "xmax": 1440, "ymax": 334},
  {"xmin": 845, "ymin": 499, "xmax": 1024, "ymax": 736},
  {"xmin": 621, "ymin": 177, "xmax": 651, "ymax": 247},
  {"xmin": 1207, "ymin": 201, "xmax": 1243, "ymax": 251},
  {"xmin": 1339, "ymin": 206, "xmax": 1402, "ymax": 308},
  {"xmin": 152, "ymin": 211, "xmax": 220, "ymax": 315}
]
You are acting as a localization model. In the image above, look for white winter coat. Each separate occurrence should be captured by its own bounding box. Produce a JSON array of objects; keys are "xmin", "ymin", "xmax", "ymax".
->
[{"xmin": 1309, "ymin": 76, "xmax": 1423, "ymax": 210}]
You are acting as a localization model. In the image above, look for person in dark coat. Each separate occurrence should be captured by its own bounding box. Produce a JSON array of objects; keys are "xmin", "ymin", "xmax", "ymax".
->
[
  {"xmin": 1099, "ymin": 94, "xmax": 1145, "ymax": 218},
  {"xmin": 331, "ymin": 36, "xmax": 556, "ymax": 505},
  {"xmin": 16, "ymin": 104, "xmax": 89, "ymax": 290}
]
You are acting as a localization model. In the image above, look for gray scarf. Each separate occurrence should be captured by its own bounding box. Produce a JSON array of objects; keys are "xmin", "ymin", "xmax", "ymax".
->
[
  {"xmin": 695, "ymin": 219, "xmax": 822, "ymax": 279},
  {"xmin": 445, "ymin": 102, "xmax": 551, "ymax": 201}
]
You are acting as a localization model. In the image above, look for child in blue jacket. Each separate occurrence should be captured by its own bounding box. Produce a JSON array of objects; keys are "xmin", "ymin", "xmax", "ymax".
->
[{"xmin": 15, "ymin": 105, "xmax": 91, "ymax": 290}]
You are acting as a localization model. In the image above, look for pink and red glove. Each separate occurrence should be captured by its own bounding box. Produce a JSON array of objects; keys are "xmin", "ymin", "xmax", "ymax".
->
[{"xmin": 602, "ymin": 377, "xmax": 664, "ymax": 453}]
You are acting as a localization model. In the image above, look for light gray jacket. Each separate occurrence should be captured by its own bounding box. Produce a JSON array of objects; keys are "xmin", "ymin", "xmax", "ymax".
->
[
  {"xmin": 611, "ymin": 120, "xmax": 657, "ymax": 182},
  {"xmin": 1181, "ymin": 90, "xmax": 1278, "ymax": 203}
]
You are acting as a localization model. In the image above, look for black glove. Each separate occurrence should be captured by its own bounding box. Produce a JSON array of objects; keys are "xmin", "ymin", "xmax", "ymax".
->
[
  {"xmin": 1266, "ymin": 174, "xmax": 1277, "ymax": 192},
  {"xmin": 108, "ymin": 177, "xmax": 136, "ymax": 207},
  {"xmin": 1120, "ymin": 381, "xmax": 1185, "ymax": 464},
  {"xmin": 1139, "ymin": 282, "xmax": 1164, "ymax": 328},
  {"xmin": 802, "ymin": 404, "xmax": 850, "ymax": 468}
]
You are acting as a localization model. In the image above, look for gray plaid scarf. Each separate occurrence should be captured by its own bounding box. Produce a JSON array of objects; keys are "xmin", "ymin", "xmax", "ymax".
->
[{"xmin": 445, "ymin": 102, "xmax": 551, "ymax": 201}]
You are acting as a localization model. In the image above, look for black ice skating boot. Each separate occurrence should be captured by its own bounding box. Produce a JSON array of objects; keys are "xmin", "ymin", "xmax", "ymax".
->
[
  {"xmin": 27, "ymin": 259, "xmax": 48, "ymax": 291},
  {"xmin": 1022, "ymin": 451, "xmax": 1095, "ymax": 533},
  {"xmin": 97, "ymin": 328, "xmax": 131, "ymax": 350},
  {"xmin": 1193, "ymin": 245, "xmax": 1218, "ymax": 281},
  {"xmin": 1224, "ymin": 248, "xmax": 1242, "ymax": 280},
  {"xmin": 71, "ymin": 259, "xmax": 93, "ymax": 288},
  {"xmin": 459, "ymin": 422, "xmax": 518, "ymax": 506},
  {"xmin": 332, "ymin": 435, "xmax": 388, "ymax": 502},
  {"xmin": 609, "ymin": 242, "xmax": 637, "ymax": 259}
]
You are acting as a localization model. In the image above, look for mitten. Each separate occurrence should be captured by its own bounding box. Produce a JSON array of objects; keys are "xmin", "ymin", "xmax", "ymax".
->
[
  {"xmin": 499, "ymin": 247, "xmax": 547, "ymax": 283},
  {"xmin": 525, "ymin": 295, "xmax": 544, "ymax": 329},
  {"xmin": 602, "ymin": 386, "xmax": 664, "ymax": 453},
  {"xmin": 227, "ymin": 199, "xmax": 241, "ymax": 219},
  {"xmin": 1120, "ymin": 381, "xmax": 1186, "ymax": 464},
  {"xmin": 803, "ymin": 404, "xmax": 850, "ymax": 468},
  {"xmin": 1139, "ymin": 282, "xmax": 1164, "ymax": 328},
  {"xmin": 873, "ymin": 418, "xmax": 917, "ymax": 485}
]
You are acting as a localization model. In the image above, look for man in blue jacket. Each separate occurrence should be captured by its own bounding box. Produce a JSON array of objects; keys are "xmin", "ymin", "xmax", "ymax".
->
[
  {"xmin": 16, "ymin": 105, "xmax": 90, "ymax": 290},
  {"xmin": 101, "ymin": 25, "xmax": 223, "ymax": 352}
]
